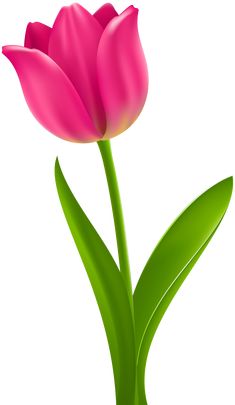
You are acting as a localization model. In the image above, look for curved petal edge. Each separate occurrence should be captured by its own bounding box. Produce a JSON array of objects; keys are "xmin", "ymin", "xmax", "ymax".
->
[
  {"xmin": 94, "ymin": 3, "xmax": 118, "ymax": 28},
  {"xmin": 24, "ymin": 22, "xmax": 51, "ymax": 54},
  {"xmin": 2, "ymin": 46, "xmax": 102, "ymax": 142},
  {"xmin": 97, "ymin": 6, "xmax": 149, "ymax": 139}
]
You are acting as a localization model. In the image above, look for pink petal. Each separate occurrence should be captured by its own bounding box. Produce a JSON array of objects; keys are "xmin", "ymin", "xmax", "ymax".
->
[
  {"xmin": 97, "ymin": 6, "xmax": 149, "ymax": 139},
  {"xmin": 2, "ymin": 46, "xmax": 101, "ymax": 142},
  {"xmin": 94, "ymin": 3, "xmax": 118, "ymax": 28},
  {"xmin": 48, "ymin": 4, "xmax": 106, "ymax": 134},
  {"xmin": 24, "ymin": 22, "xmax": 51, "ymax": 54}
]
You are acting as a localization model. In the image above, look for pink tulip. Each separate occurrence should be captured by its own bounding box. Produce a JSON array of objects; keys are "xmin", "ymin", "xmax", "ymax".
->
[{"xmin": 2, "ymin": 3, "xmax": 148, "ymax": 142}]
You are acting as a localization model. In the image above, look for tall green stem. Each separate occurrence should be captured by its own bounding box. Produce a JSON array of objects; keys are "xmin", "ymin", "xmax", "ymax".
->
[{"xmin": 98, "ymin": 140, "xmax": 133, "ymax": 309}]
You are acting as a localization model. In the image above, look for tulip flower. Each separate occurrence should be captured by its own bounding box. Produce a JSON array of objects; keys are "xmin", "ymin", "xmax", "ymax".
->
[
  {"xmin": 2, "ymin": 3, "xmax": 148, "ymax": 142},
  {"xmin": 2, "ymin": 4, "xmax": 233, "ymax": 405}
]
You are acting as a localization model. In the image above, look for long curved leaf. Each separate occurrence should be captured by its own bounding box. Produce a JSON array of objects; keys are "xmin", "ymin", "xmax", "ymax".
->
[
  {"xmin": 55, "ymin": 158, "xmax": 136, "ymax": 405},
  {"xmin": 133, "ymin": 177, "xmax": 233, "ymax": 404}
]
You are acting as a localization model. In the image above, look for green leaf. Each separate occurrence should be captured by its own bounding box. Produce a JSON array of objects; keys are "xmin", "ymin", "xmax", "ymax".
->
[
  {"xmin": 133, "ymin": 177, "xmax": 233, "ymax": 404},
  {"xmin": 55, "ymin": 159, "xmax": 136, "ymax": 405}
]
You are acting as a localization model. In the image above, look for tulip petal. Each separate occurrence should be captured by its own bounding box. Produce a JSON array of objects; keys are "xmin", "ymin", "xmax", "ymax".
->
[
  {"xmin": 94, "ymin": 3, "xmax": 118, "ymax": 28},
  {"xmin": 24, "ymin": 22, "xmax": 51, "ymax": 54},
  {"xmin": 48, "ymin": 4, "xmax": 106, "ymax": 134},
  {"xmin": 2, "ymin": 46, "xmax": 101, "ymax": 142},
  {"xmin": 97, "ymin": 6, "xmax": 149, "ymax": 139}
]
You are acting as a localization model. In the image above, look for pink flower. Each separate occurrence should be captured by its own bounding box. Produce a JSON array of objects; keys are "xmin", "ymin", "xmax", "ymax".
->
[{"xmin": 2, "ymin": 3, "xmax": 148, "ymax": 142}]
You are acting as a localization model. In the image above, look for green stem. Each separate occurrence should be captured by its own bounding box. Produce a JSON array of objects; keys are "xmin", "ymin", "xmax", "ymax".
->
[{"xmin": 98, "ymin": 140, "xmax": 133, "ymax": 309}]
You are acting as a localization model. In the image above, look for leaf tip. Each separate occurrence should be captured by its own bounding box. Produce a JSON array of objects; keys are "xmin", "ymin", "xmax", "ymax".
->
[
  {"xmin": 221, "ymin": 176, "xmax": 233, "ymax": 198},
  {"xmin": 54, "ymin": 157, "xmax": 62, "ymax": 180},
  {"xmin": 226, "ymin": 176, "xmax": 233, "ymax": 187},
  {"xmin": 54, "ymin": 157, "xmax": 65, "ymax": 196},
  {"xmin": 54, "ymin": 156, "xmax": 59, "ymax": 170}
]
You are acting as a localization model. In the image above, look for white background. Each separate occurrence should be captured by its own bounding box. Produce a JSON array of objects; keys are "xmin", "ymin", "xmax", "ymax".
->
[{"xmin": 0, "ymin": 0, "xmax": 235, "ymax": 404}]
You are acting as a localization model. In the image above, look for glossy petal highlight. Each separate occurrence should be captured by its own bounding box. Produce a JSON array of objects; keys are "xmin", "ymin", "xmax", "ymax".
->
[
  {"xmin": 97, "ymin": 6, "xmax": 149, "ymax": 139},
  {"xmin": 49, "ymin": 4, "xmax": 106, "ymax": 134},
  {"xmin": 24, "ymin": 22, "xmax": 51, "ymax": 54},
  {"xmin": 94, "ymin": 3, "xmax": 118, "ymax": 28},
  {"xmin": 2, "ymin": 46, "xmax": 101, "ymax": 142}
]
